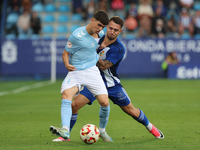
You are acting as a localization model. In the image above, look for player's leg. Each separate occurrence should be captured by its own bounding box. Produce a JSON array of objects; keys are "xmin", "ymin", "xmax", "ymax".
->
[
  {"xmin": 50, "ymin": 86, "xmax": 78, "ymax": 140},
  {"xmin": 70, "ymin": 94, "xmax": 90, "ymax": 130},
  {"xmin": 120, "ymin": 104, "xmax": 164, "ymax": 139},
  {"xmin": 95, "ymin": 94, "xmax": 113, "ymax": 142},
  {"xmin": 71, "ymin": 86, "xmax": 97, "ymax": 131},
  {"xmin": 96, "ymin": 94, "xmax": 110, "ymax": 130},
  {"xmin": 108, "ymin": 85, "xmax": 164, "ymax": 139},
  {"xmin": 96, "ymin": 94, "xmax": 111, "ymax": 135},
  {"xmin": 85, "ymin": 66, "xmax": 112, "ymax": 141},
  {"xmin": 53, "ymin": 93, "xmax": 90, "ymax": 142},
  {"xmin": 93, "ymin": 82, "xmax": 112, "ymax": 142}
]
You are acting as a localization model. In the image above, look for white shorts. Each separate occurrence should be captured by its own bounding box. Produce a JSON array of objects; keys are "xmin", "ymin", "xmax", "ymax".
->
[{"xmin": 61, "ymin": 66, "xmax": 108, "ymax": 97}]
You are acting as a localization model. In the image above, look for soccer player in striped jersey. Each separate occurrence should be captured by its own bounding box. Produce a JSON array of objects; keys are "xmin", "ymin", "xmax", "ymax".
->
[{"xmin": 53, "ymin": 16, "xmax": 164, "ymax": 142}]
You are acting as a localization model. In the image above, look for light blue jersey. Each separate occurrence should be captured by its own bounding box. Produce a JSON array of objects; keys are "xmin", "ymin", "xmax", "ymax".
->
[{"xmin": 65, "ymin": 26, "xmax": 104, "ymax": 71}]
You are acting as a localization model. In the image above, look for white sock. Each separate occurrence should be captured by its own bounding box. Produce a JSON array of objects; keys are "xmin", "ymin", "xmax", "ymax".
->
[
  {"xmin": 99, "ymin": 127, "xmax": 105, "ymax": 133},
  {"xmin": 146, "ymin": 122, "xmax": 153, "ymax": 131},
  {"xmin": 62, "ymin": 126, "xmax": 69, "ymax": 132}
]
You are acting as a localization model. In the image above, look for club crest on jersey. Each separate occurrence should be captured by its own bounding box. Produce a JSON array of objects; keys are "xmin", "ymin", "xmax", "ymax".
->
[
  {"xmin": 67, "ymin": 41, "xmax": 72, "ymax": 48},
  {"xmin": 99, "ymin": 51, "xmax": 104, "ymax": 57}
]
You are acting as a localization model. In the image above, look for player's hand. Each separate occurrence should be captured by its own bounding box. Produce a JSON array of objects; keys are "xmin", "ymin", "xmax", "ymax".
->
[{"xmin": 66, "ymin": 64, "xmax": 77, "ymax": 71}]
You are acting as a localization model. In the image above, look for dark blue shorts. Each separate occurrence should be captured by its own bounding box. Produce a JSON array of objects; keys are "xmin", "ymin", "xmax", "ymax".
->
[{"xmin": 80, "ymin": 84, "xmax": 131, "ymax": 106}]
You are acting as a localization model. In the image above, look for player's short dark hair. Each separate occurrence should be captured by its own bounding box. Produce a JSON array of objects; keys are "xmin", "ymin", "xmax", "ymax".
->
[
  {"xmin": 109, "ymin": 16, "xmax": 124, "ymax": 28},
  {"xmin": 93, "ymin": 10, "xmax": 109, "ymax": 25}
]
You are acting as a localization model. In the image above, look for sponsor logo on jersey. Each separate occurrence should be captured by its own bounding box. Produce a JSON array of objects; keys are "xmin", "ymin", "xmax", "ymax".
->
[{"xmin": 100, "ymin": 51, "xmax": 104, "ymax": 57}]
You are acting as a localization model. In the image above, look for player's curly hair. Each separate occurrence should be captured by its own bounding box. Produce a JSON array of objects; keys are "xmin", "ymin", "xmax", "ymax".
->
[
  {"xmin": 109, "ymin": 16, "xmax": 124, "ymax": 28},
  {"xmin": 93, "ymin": 10, "xmax": 109, "ymax": 25}
]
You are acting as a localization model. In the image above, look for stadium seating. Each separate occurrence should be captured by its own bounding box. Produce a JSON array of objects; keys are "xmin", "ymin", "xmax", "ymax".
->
[
  {"xmin": 60, "ymin": 0, "xmax": 71, "ymax": 2},
  {"xmin": 83, "ymin": 0, "xmax": 98, "ymax": 2},
  {"xmin": 194, "ymin": 34, "xmax": 200, "ymax": 39},
  {"xmin": 6, "ymin": 0, "xmax": 195, "ymax": 40},
  {"xmin": 32, "ymin": 0, "xmax": 42, "ymax": 4},
  {"xmin": 71, "ymin": 14, "xmax": 82, "ymax": 22},
  {"xmin": 55, "ymin": 0, "xmax": 70, "ymax": 2},
  {"xmin": 56, "ymin": 25, "xmax": 68, "ymax": 33},
  {"xmin": 6, "ymin": 13, "xmax": 19, "ymax": 25},
  {"xmin": 58, "ymin": 15, "xmax": 69, "ymax": 22},
  {"xmin": 32, "ymin": 3, "xmax": 44, "ymax": 12},
  {"xmin": 58, "ymin": 5, "xmax": 70, "ymax": 12},
  {"xmin": 44, "ymin": 4, "xmax": 56, "ymax": 12},
  {"xmin": 57, "ymin": 35, "xmax": 67, "ymax": 39},
  {"xmin": 30, "ymin": 34, "xmax": 40, "ymax": 39},
  {"xmin": 42, "ymin": 25, "xmax": 54, "ymax": 33},
  {"xmin": 194, "ymin": 3, "xmax": 200, "ymax": 10},
  {"xmin": 42, "ymin": 35, "xmax": 52, "ymax": 39},
  {"xmin": 43, "ymin": 14, "xmax": 55, "ymax": 23},
  {"xmin": 69, "ymin": 24, "xmax": 81, "ymax": 32},
  {"xmin": 5, "ymin": 34, "xmax": 16, "ymax": 39},
  {"xmin": 181, "ymin": 33, "xmax": 191, "ymax": 39},
  {"xmin": 165, "ymin": 33, "xmax": 178, "ymax": 38},
  {"xmin": 18, "ymin": 34, "xmax": 28, "ymax": 39}
]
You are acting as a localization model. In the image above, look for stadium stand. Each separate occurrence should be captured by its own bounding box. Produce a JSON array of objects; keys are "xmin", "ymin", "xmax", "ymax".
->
[
  {"xmin": 43, "ymin": 14, "xmax": 55, "ymax": 23},
  {"xmin": 5, "ymin": 33, "xmax": 16, "ymax": 39},
  {"xmin": 56, "ymin": 25, "xmax": 68, "ymax": 33},
  {"xmin": 2, "ymin": 0, "xmax": 200, "ymax": 39},
  {"xmin": 32, "ymin": 3, "xmax": 44, "ymax": 12},
  {"xmin": 44, "ymin": 4, "xmax": 56, "ymax": 12}
]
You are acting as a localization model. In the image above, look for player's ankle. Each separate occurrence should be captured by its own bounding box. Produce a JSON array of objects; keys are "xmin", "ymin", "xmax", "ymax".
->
[{"xmin": 99, "ymin": 127, "xmax": 105, "ymax": 133}]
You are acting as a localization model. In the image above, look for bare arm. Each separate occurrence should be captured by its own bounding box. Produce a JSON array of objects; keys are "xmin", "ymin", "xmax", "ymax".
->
[
  {"xmin": 96, "ymin": 59, "xmax": 113, "ymax": 70},
  {"xmin": 62, "ymin": 50, "xmax": 77, "ymax": 71}
]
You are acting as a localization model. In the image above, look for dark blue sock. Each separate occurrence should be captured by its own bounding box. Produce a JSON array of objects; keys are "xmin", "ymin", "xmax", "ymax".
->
[
  {"xmin": 133, "ymin": 109, "xmax": 149, "ymax": 126},
  {"xmin": 70, "ymin": 113, "xmax": 78, "ymax": 132}
]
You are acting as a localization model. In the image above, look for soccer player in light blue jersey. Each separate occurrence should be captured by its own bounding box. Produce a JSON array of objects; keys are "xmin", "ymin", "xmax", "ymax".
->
[
  {"xmin": 49, "ymin": 10, "xmax": 112, "ymax": 141},
  {"xmin": 53, "ymin": 16, "xmax": 164, "ymax": 141}
]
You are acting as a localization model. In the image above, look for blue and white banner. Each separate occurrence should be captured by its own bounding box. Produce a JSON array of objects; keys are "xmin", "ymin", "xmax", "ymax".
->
[
  {"xmin": 119, "ymin": 39, "xmax": 200, "ymax": 77},
  {"xmin": 1, "ymin": 38, "xmax": 200, "ymax": 79},
  {"xmin": 168, "ymin": 63, "xmax": 200, "ymax": 79}
]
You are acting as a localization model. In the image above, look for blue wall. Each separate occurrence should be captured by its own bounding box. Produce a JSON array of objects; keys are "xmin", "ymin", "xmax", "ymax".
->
[{"xmin": 1, "ymin": 38, "xmax": 200, "ymax": 80}]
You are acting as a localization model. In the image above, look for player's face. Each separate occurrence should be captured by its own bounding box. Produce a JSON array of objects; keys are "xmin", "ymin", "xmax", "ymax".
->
[
  {"xmin": 92, "ymin": 18, "xmax": 106, "ymax": 34},
  {"xmin": 106, "ymin": 21, "xmax": 122, "ymax": 40}
]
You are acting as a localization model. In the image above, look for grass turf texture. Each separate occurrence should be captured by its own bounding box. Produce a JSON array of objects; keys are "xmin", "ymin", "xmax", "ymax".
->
[{"xmin": 0, "ymin": 79, "xmax": 199, "ymax": 150}]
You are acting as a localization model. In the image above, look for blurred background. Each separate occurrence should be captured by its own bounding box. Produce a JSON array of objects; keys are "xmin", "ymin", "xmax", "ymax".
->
[{"xmin": 0, "ymin": 0, "xmax": 200, "ymax": 81}]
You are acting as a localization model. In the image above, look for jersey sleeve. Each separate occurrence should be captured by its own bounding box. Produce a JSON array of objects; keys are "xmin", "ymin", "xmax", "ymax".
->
[
  {"xmin": 65, "ymin": 34, "xmax": 81, "ymax": 53},
  {"xmin": 106, "ymin": 46, "xmax": 124, "ymax": 65}
]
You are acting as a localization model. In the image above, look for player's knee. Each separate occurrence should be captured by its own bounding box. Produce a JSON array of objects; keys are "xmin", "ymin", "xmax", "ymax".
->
[
  {"xmin": 96, "ymin": 95, "xmax": 109, "ymax": 107},
  {"xmin": 62, "ymin": 91, "xmax": 72, "ymax": 100},
  {"xmin": 99, "ymin": 100, "xmax": 109, "ymax": 107}
]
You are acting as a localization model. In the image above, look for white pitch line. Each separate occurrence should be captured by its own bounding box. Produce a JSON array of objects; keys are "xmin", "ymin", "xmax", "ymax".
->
[{"xmin": 0, "ymin": 81, "xmax": 54, "ymax": 96}]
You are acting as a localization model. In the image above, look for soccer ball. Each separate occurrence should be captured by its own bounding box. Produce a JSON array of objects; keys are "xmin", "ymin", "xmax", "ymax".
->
[{"xmin": 80, "ymin": 124, "xmax": 100, "ymax": 144}]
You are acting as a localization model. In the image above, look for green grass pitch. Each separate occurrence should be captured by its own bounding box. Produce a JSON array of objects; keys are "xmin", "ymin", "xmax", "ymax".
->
[{"xmin": 0, "ymin": 79, "xmax": 200, "ymax": 150}]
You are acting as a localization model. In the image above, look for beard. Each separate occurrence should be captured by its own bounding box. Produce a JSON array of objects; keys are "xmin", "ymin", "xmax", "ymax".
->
[{"xmin": 107, "ymin": 34, "xmax": 115, "ymax": 40}]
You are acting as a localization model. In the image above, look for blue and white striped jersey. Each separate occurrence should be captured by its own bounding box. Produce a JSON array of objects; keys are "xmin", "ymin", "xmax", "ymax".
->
[
  {"xmin": 97, "ymin": 36, "xmax": 125, "ymax": 88},
  {"xmin": 65, "ymin": 26, "xmax": 104, "ymax": 71}
]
